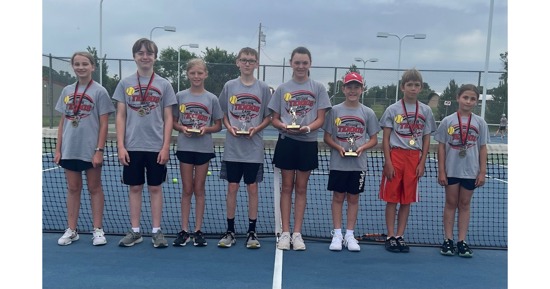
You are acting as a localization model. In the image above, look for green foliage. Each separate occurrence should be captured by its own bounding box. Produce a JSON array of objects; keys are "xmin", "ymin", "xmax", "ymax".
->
[
  {"xmin": 202, "ymin": 47, "xmax": 239, "ymax": 96},
  {"xmin": 155, "ymin": 46, "xmax": 199, "ymax": 92}
]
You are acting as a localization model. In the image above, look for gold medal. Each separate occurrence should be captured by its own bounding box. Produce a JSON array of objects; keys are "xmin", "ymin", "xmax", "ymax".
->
[
  {"xmin": 138, "ymin": 108, "xmax": 146, "ymax": 116},
  {"xmin": 409, "ymin": 139, "xmax": 415, "ymax": 146},
  {"xmin": 71, "ymin": 119, "xmax": 79, "ymax": 127}
]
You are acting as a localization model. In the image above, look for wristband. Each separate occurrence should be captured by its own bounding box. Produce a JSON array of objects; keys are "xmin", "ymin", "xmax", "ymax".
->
[
  {"xmin": 305, "ymin": 126, "xmax": 311, "ymax": 134},
  {"xmin": 95, "ymin": 148, "xmax": 104, "ymax": 152}
]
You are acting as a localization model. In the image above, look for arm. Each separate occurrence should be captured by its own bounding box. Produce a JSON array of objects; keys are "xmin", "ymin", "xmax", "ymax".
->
[
  {"xmin": 270, "ymin": 111, "xmax": 287, "ymax": 132},
  {"xmin": 202, "ymin": 118, "xmax": 222, "ymax": 135},
  {"xmin": 54, "ymin": 116, "xmax": 64, "ymax": 165},
  {"xmin": 157, "ymin": 106, "xmax": 173, "ymax": 165},
  {"xmin": 437, "ymin": 142, "xmax": 447, "ymax": 186},
  {"xmin": 115, "ymin": 101, "xmax": 129, "ymax": 166},
  {"xmin": 92, "ymin": 113, "xmax": 109, "ymax": 168},
  {"xmin": 356, "ymin": 134, "xmax": 378, "ymax": 157},
  {"xmin": 381, "ymin": 127, "xmax": 394, "ymax": 179},
  {"xmin": 223, "ymin": 114, "xmax": 237, "ymax": 137},
  {"xmin": 416, "ymin": 133, "xmax": 431, "ymax": 178},
  {"xmin": 249, "ymin": 114, "xmax": 272, "ymax": 138},
  {"xmin": 476, "ymin": 144, "xmax": 488, "ymax": 187},
  {"xmin": 292, "ymin": 108, "xmax": 327, "ymax": 135},
  {"xmin": 323, "ymin": 130, "xmax": 345, "ymax": 157}
]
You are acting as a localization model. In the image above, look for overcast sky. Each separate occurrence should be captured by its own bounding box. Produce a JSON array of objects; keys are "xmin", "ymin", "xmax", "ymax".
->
[{"xmin": 42, "ymin": 0, "xmax": 508, "ymax": 74}]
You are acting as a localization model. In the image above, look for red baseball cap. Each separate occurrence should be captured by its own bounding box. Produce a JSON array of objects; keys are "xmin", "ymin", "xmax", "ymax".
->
[{"xmin": 343, "ymin": 72, "xmax": 364, "ymax": 85}]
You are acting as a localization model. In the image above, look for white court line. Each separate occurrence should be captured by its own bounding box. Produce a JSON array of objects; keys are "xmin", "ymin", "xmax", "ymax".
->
[
  {"xmin": 272, "ymin": 249, "xmax": 283, "ymax": 289},
  {"xmin": 272, "ymin": 167, "xmax": 282, "ymax": 289},
  {"xmin": 43, "ymin": 166, "xmax": 61, "ymax": 172}
]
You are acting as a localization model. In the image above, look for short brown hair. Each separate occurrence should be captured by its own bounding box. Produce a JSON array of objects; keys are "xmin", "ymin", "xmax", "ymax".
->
[{"xmin": 132, "ymin": 38, "xmax": 158, "ymax": 59}]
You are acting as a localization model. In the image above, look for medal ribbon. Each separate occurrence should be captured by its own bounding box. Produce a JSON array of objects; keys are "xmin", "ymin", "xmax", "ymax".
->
[
  {"xmin": 136, "ymin": 72, "xmax": 155, "ymax": 103},
  {"xmin": 401, "ymin": 99, "xmax": 419, "ymax": 140},
  {"xmin": 457, "ymin": 111, "xmax": 472, "ymax": 147},
  {"xmin": 72, "ymin": 80, "xmax": 93, "ymax": 117}
]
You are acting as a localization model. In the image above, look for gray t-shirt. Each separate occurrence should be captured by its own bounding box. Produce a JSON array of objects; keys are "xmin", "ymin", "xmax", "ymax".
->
[
  {"xmin": 112, "ymin": 72, "xmax": 177, "ymax": 152},
  {"xmin": 219, "ymin": 77, "xmax": 272, "ymax": 163},
  {"xmin": 434, "ymin": 112, "xmax": 489, "ymax": 178},
  {"xmin": 379, "ymin": 100, "xmax": 436, "ymax": 150},
  {"xmin": 55, "ymin": 81, "xmax": 115, "ymax": 161},
  {"xmin": 173, "ymin": 89, "xmax": 223, "ymax": 153},
  {"xmin": 267, "ymin": 78, "xmax": 332, "ymax": 141},
  {"xmin": 323, "ymin": 103, "xmax": 380, "ymax": 171}
]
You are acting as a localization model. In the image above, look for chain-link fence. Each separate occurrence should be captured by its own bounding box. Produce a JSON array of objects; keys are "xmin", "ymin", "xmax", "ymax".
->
[{"xmin": 43, "ymin": 54, "xmax": 506, "ymax": 128}]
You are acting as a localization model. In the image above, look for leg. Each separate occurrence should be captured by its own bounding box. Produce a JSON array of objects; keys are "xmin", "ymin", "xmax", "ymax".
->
[
  {"xmin": 129, "ymin": 184, "xmax": 144, "ymax": 228},
  {"xmin": 247, "ymin": 182, "xmax": 259, "ymax": 221},
  {"xmin": 395, "ymin": 203, "xmax": 411, "ymax": 237},
  {"xmin": 346, "ymin": 193, "xmax": 359, "ymax": 231},
  {"xmin": 64, "ymin": 169, "xmax": 83, "ymax": 230},
  {"xmin": 180, "ymin": 162, "xmax": 195, "ymax": 232},
  {"xmin": 457, "ymin": 186, "xmax": 474, "ymax": 241},
  {"xmin": 385, "ymin": 202, "xmax": 397, "ymax": 236},
  {"xmin": 443, "ymin": 183, "xmax": 460, "ymax": 240},
  {"xmin": 280, "ymin": 169, "xmax": 296, "ymax": 233},
  {"xmin": 293, "ymin": 170, "xmax": 311, "ymax": 233},
  {"xmin": 148, "ymin": 184, "xmax": 163, "ymax": 228},
  {"xmin": 226, "ymin": 182, "xmax": 239, "ymax": 220},
  {"xmin": 193, "ymin": 162, "xmax": 209, "ymax": 231},
  {"xmin": 85, "ymin": 166, "xmax": 104, "ymax": 229},
  {"xmin": 331, "ymin": 192, "xmax": 345, "ymax": 230}
]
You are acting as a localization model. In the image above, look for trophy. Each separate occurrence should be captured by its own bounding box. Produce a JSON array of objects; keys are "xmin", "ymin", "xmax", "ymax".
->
[
  {"xmin": 236, "ymin": 113, "xmax": 250, "ymax": 135},
  {"xmin": 344, "ymin": 136, "xmax": 358, "ymax": 157},
  {"xmin": 286, "ymin": 106, "xmax": 301, "ymax": 129},
  {"xmin": 187, "ymin": 113, "xmax": 201, "ymax": 133}
]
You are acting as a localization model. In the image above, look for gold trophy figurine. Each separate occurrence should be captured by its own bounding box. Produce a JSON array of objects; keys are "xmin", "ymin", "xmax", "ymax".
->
[
  {"xmin": 187, "ymin": 113, "xmax": 201, "ymax": 133},
  {"xmin": 236, "ymin": 114, "xmax": 250, "ymax": 135},
  {"xmin": 286, "ymin": 106, "xmax": 301, "ymax": 129},
  {"xmin": 344, "ymin": 136, "xmax": 358, "ymax": 157}
]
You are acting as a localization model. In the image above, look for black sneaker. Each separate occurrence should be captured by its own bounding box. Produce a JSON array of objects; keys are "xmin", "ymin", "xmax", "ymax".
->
[
  {"xmin": 173, "ymin": 230, "xmax": 191, "ymax": 247},
  {"xmin": 440, "ymin": 239, "xmax": 455, "ymax": 256},
  {"xmin": 395, "ymin": 236, "xmax": 410, "ymax": 253},
  {"xmin": 385, "ymin": 236, "xmax": 400, "ymax": 253},
  {"xmin": 193, "ymin": 230, "xmax": 208, "ymax": 247},
  {"xmin": 457, "ymin": 241, "xmax": 473, "ymax": 258}
]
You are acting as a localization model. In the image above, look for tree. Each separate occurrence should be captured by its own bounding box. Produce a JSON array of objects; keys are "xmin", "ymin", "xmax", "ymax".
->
[
  {"xmin": 486, "ymin": 51, "xmax": 507, "ymax": 123},
  {"xmin": 437, "ymin": 79, "xmax": 460, "ymax": 118},
  {"xmin": 202, "ymin": 47, "xmax": 239, "ymax": 96},
  {"xmin": 155, "ymin": 46, "xmax": 199, "ymax": 92}
]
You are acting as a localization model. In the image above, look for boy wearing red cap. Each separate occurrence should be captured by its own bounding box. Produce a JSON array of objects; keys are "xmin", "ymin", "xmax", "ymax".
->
[{"xmin": 323, "ymin": 72, "xmax": 380, "ymax": 251}]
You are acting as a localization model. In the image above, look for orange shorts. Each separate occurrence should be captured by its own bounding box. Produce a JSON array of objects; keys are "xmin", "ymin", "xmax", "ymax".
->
[{"xmin": 379, "ymin": 148, "xmax": 421, "ymax": 204}]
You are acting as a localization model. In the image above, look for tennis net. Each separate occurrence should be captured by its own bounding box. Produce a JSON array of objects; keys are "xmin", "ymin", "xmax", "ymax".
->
[{"xmin": 42, "ymin": 129, "xmax": 507, "ymax": 248}]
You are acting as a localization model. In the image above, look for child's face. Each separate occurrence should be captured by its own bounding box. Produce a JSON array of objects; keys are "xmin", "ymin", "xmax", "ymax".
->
[
  {"xmin": 236, "ymin": 53, "xmax": 258, "ymax": 76},
  {"xmin": 187, "ymin": 64, "xmax": 208, "ymax": 87},
  {"xmin": 290, "ymin": 53, "xmax": 311, "ymax": 80},
  {"xmin": 456, "ymin": 90, "xmax": 478, "ymax": 112},
  {"xmin": 72, "ymin": 55, "xmax": 94, "ymax": 79},
  {"xmin": 133, "ymin": 45, "xmax": 156, "ymax": 71},
  {"xmin": 401, "ymin": 81, "xmax": 422, "ymax": 99},
  {"xmin": 343, "ymin": 82, "xmax": 363, "ymax": 101}
]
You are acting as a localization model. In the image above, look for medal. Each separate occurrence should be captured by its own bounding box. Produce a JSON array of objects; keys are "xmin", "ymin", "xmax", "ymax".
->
[
  {"xmin": 409, "ymin": 139, "xmax": 415, "ymax": 146},
  {"xmin": 71, "ymin": 80, "xmax": 93, "ymax": 128},
  {"xmin": 401, "ymin": 99, "xmax": 419, "ymax": 146},
  {"xmin": 459, "ymin": 147, "xmax": 467, "ymax": 158},
  {"xmin": 138, "ymin": 108, "xmax": 146, "ymax": 116},
  {"xmin": 71, "ymin": 119, "xmax": 79, "ymax": 127}
]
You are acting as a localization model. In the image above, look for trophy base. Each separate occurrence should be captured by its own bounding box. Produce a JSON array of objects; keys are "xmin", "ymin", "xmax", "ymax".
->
[
  {"xmin": 236, "ymin": 130, "xmax": 250, "ymax": 135},
  {"xmin": 286, "ymin": 124, "xmax": 301, "ymax": 129},
  {"xmin": 187, "ymin": 128, "xmax": 201, "ymax": 134},
  {"xmin": 344, "ymin": 151, "xmax": 358, "ymax": 157}
]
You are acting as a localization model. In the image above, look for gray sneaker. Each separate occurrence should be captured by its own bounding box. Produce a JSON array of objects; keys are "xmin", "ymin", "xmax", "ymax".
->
[
  {"xmin": 246, "ymin": 231, "xmax": 261, "ymax": 249},
  {"xmin": 218, "ymin": 231, "xmax": 236, "ymax": 248},
  {"xmin": 118, "ymin": 230, "xmax": 143, "ymax": 247},
  {"xmin": 152, "ymin": 230, "xmax": 168, "ymax": 248}
]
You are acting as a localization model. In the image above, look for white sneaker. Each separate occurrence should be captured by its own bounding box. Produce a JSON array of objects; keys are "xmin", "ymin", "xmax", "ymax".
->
[
  {"xmin": 291, "ymin": 232, "xmax": 306, "ymax": 251},
  {"xmin": 277, "ymin": 232, "xmax": 291, "ymax": 250},
  {"xmin": 329, "ymin": 233, "xmax": 343, "ymax": 251},
  {"xmin": 344, "ymin": 234, "xmax": 360, "ymax": 252},
  {"xmin": 92, "ymin": 228, "xmax": 107, "ymax": 246},
  {"xmin": 58, "ymin": 228, "xmax": 79, "ymax": 246}
]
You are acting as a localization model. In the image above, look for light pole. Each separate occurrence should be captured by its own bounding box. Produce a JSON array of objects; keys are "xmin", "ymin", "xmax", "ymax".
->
[
  {"xmin": 354, "ymin": 57, "xmax": 378, "ymax": 104},
  {"xmin": 377, "ymin": 32, "xmax": 426, "ymax": 102},
  {"xmin": 149, "ymin": 26, "xmax": 176, "ymax": 40},
  {"xmin": 99, "ymin": 0, "xmax": 104, "ymax": 85},
  {"xmin": 177, "ymin": 43, "xmax": 199, "ymax": 92}
]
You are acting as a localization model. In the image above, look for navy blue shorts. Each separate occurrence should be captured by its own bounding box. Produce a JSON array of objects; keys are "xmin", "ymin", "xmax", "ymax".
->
[
  {"xmin": 272, "ymin": 134, "xmax": 318, "ymax": 171},
  {"xmin": 176, "ymin": 151, "xmax": 215, "ymax": 165},
  {"xmin": 122, "ymin": 151, "xmax": 167, "ymax": 186},
  {"xmin": 59, "ymin": 159, "xmax": 93, "ymax": 172},
  {"xmin": 447, "ymin": 177, "xmax": 476, "ymax": 190},
  {"xmin": 327, "ymin": 170, "xmax": 366, "ymax": 194},
  {"xmin": 220, "ymin": 161, "xmax": 263, "ymax": 184}
]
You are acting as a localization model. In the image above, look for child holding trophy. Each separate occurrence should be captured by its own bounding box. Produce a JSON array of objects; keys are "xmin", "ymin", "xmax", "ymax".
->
[
  {"xmin": 322, "ymin": 72, "xmax": 379, "ymax": 252},
  {"xmin": 268, "ymin": 46, "xmax": 332, "ymax": 251},
  {"xmin": 172, "ymin": 58, "xmax": 223, "ymax": 247}
]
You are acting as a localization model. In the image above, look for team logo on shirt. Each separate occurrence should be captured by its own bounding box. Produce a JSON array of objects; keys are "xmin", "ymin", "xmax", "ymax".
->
[
  {"xmin": 125, "ymin": 85, "xmax": 161, "ymax": 116},
  {"xmin": 229, "ymin": 93, "xmax": 262, "ymax": 124},
  {"xmin": 179, "ymin": 102, "xmax": 210, "ymax": 129},
  {"xmin": 63, "ymin": 93, "xmax": 94, "ymax": 121},
  {"xmin": 335, "ymin": 116, "xmax": 365, "ymax": 144},
  {"xmin": 284, "ymin": 90, "xmax": 315, "ymax": 117},
  {"xmin": 447, "ymin": 123, "xmax": 481, "ymax": 150}
]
